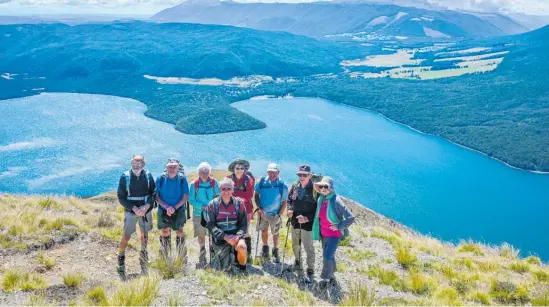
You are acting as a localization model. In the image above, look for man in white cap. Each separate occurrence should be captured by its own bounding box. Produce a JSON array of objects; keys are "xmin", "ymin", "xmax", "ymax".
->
[
  {"xmin": 155, "ymin": 158, "xmax": 189, "ymax": 261},
  {"xmin": 254, "ymin": 162, "xmax": 288, "ymax": 263}
]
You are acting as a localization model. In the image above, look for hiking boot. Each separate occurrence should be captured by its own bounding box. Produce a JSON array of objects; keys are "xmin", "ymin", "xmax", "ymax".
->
[
  {"xmin": 198, "ymin": 246, "xmax": 207, "ymax": 268},
  {"xmin": 238, "ymin": 264, "xmax": 248, "ymax": 276},
  {"xmin": 305, "ymin": 269, "xmax": 314, "ymax": 284},
  {"xmin": 159, "ymin": 235, "xmax": 171, "ymax": 259},
  {"xmin": 272, "ymin": 247, "xmax": 280, "ymax": 264},
  {"xmin": 139, "ymin": 249, "xmax": 149, "ymax": 276},
  {"xmin": 261, "ymin": 245, "xmax": 270, "ymax": 260},
  {"xmin": 117, "ymin": 254, "xmax": 126, "ymax": 281},
  {"xmin": 245, "ymin": 237, "xmax": 252, "ymax": 263},
  {"xmin": 176, "ymin": 236, "xmax": 188, "ymax": 265}
]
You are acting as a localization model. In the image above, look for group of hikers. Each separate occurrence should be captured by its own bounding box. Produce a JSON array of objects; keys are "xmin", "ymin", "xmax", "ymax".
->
[{"xmin": 117, "ymin": 155, "xmax": 355, "ymax": 287}]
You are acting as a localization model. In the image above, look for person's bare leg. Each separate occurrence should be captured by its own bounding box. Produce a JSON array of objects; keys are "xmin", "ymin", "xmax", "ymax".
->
[
  {"xmin": 273, "ymin": 234, "xmax": 280, "ymax": 248},
  {"xmin": 261, "ymin": 229, "xmax": 268, "ymax": 245},
  {"xmin": 236, "ymin": 239, "xmax": 247, "ymax": 265}
]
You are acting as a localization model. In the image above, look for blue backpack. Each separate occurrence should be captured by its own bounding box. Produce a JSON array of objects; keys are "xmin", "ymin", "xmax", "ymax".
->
[{"xmin": 258, "ymin": 177, "xmax": 285, "ymax": 198}]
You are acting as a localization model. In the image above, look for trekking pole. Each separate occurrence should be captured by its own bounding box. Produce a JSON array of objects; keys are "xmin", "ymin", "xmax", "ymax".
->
[
  {"xmin": 298, "ymin": 221, "xmax": 302, "ymax": 273},
  {"xmin": 279, "ymin": 218, "xmax": 292, "ymax": 276},
  {"xmin": 253, "ymin": 208, "xmax": 261, "ymax": 262}
]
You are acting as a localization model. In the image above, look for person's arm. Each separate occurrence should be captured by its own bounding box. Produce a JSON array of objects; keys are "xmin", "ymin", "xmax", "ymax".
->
[
  {"xmin": 278, "ymin": 184, "xmax": 289, "ymax": 215},
  {"xmin": 236, "ymin": 204, "xmax": 247, "ymax": 238},
  {"xmin": 335, "ymin": 196, "xmax": 355, "ymax": 230},
  {"xmin": 205, "ymin": 201, "xmax": 226, "ymax": 242},
  {"xmin": 117, "ymin": 175, "xmax": 136, "ymax": 212},
  {"xmin": 174, "ymin": 177, "xmax": 189, "ymax": 210}
]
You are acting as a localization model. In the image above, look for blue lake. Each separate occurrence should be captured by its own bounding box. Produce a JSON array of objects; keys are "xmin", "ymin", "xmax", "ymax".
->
[{"xmin": 0, "ymin": 93, "xmax": 547, "ymax": 259}]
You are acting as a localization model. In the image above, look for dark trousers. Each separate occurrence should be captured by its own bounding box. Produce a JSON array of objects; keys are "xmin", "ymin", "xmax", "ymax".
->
[{"xmin": 321, "ymin": 237, "xmax": 341, "ymax": 280}]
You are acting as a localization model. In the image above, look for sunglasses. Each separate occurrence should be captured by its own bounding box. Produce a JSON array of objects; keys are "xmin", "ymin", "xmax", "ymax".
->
[
  {"xmin": 297, "ymin": 174, "xmax": 309, "ymax": 178},
  {"xmin": 234, "ymin": 167, "xmax": 246, "ymax": 171},
  {"xmin": 221, "ymin": 187, "xmax": 233, "ymax": 191},
  {"xmin": 318, "ymin": 185, "xmax": 330, "ymax": 190}
]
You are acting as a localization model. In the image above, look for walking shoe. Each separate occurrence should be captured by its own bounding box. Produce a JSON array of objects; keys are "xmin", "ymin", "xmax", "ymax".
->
[
  {"xmin": 319, "ymin": 279, "xmax": 329, "ymax": 289},
  {"xmin": 117, "ymin": 254, "xmax": 126, "ymax": 281},
  {"xmin": 139, "ymin": 249, "xmax": 149, "ymax": 276},
  {"xmin": 272, "ymin": 247, "xmax": 280, "ymax": 263},
  {"xmin": 238, "ymin": 264, "xmax": 248, "ymax": 275},
  {"xmin": 261, "ymin": 245, "xmax": 270, "ymax": 259}
]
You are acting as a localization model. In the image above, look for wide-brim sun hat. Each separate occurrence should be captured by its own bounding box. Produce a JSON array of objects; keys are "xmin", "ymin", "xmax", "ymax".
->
[
  {"xmin": 166, "ymin": 158, "xmax": 181, "ymax": 167},
  {"xmin": 228, "ymin": 158, "xmax": 250, "ymax": 172},
  {"xmin": 315, "ymin": 176, "xmax": 334, "ymax": 192}
]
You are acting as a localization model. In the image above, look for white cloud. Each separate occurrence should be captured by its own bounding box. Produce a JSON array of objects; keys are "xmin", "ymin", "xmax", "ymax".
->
[
  {"xmin": 0, "ymin": 138, "xmax": 62, "ymax": 152},
  {"xmin": 0, "ymin": 0, "xmax": 548, "ymax": 17},
  {"xmin": 0, "ymin": 167, "xmax": 27, "ymax": 179}
]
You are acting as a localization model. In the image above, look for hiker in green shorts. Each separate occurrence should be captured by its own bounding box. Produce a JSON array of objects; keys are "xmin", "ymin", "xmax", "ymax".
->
[
  {"xmin": 189, "ymin": 162, "xmax": 220, "ymax": 268},
  {"xmin": 155, "ymin": 158, "xmax": 189, "ymax": 261},
  {"xmin": 116, "ymin": 155, "xmax": 156, "ymax": 280}
]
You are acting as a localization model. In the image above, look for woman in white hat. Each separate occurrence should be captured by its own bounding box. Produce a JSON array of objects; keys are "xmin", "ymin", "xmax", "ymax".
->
[{"xmin": 311, "ymin": 176, "xmax": 355, "ymax": 288}]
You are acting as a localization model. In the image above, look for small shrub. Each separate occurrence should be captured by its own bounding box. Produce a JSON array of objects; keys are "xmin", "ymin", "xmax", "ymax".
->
[
  {"xmin": 36, "ymin": 251, "xmax": 56, "ymax": 270},
  {"xmin": 39, "ymin": 198, "xmax": 60, "ymax": 210},
  {"xmin": 531, "ymin": 291, "xmax": 549, "ymax": 306},
  {"xmin": 475, "ymin": 259, "xmax": 500, "ymax": 273},
  {"xmin": 410, "ymin": 272, "xmax": 434, "ymax": 295},
  {"xmin": 167, "ymin": 294, "xmax": 184, "ymax": 307},
  {"xmin": 435, "ymin": 287, "xmax": 463, "ymax": 306},
  {"xmin": 110, "ymin": 274, "xmax": 161, "ymax": 306},
  {"xmin": 370, "ymin": 230, "xmax": 400, "ymax": 248},
  {"xmin": 87, "ymin": 286, "xmax": 108, "ymax": 306},
  {"xmin": 8, "ymin": 225, "xmax": 23, "ymax": 236},
  {"xmin": 509, "ymin": 261, "xmax": 530, "ymax": 273},
  {"xmin": 151, "ymin": 256, "xmax": 185, "ymax": 280},
  {"xmin": 470, "ymin": 291, "xmax": 491, "ymax": 305},
  {"xmin": 438, "ymin": 263, "xmax": 456, "ymax": 279},
  {"xmin": 490, "ymin": 280, "xmax": 529, "ymax": 305},
  {"xmin": 526, "ymin": 256, "xmax": 542, "ymax": 265},
  {"xmin": 26, "ymin": 294, "xmax": 49, "ymax": 306},
  {"xmin": 499, "ymin": 243, "xmax": 520, "ymax": 259},
  {"xmin": 454, "ymin": 257, "xmax": 475, "ymax": 270},
  {"xmin": 340, "ymin": 283, "xmax": 376, "ymax": 306},
  {"xmin": 63, "ymin": 272, "xmax": 85, "ymax": 288},
  {"xmin": 452, "ymin": 278, "xmax": 470, "ymax": 295},
  {"xmin": 97, "ymin": 212, "xmax": 116, "ymax": 228},
  {"xmin": 396, "ymin": 246, "xmax": 416, "ymax": 268},
  {"xmin": 534, "ymin": 269, "xmax": 549, "ymax": 282},
  {"xmin": 340, "ymin": 235, "xmax": 351, "ymax": 247},
  {"xmin": 368, "ymin": 264, "xmax": 399, "ymax": 286},
  {"xmin": 457, "ymin": 241, "xmax": 484, "ymax": 255},
  {"xmin": 2, "ymin": 270, "xmax": 47, "ymax": 292},
  {"xmin": 347, "ymin": 249, "xmax": 375, "ymax": 261}
]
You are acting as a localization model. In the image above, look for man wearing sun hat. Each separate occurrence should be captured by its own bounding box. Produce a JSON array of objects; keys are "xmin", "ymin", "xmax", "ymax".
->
[
  {"xmin": 287, "ymin": 164, "xmax": 318, "ymax": 283},
  {"xmin": 254, "ymin": 162, "xmax": 288, "ymax": 263},
  {"xmin": 155, "ymin": 158, "xmax": 189, "ymax": 261}
]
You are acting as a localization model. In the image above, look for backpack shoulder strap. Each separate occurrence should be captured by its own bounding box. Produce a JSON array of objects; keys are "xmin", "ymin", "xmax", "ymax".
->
[
  {"xmin": 259, "ymin": 177, "xmax": 266, "ymax": 190},
  {"xmin": 278, "ymin": 179, "xmax": 285, "ymax": 197},
  {"xmin": 124, "ymin": 170, "xmax": 131, "ymax": 196},
  {"xmin": 144, "ymin": 169, "xmax": 151, "ymax": 190},
  {"xmin": 213, "ymin": 197, "xmax": 220, "ymax": 216},
  {"xmin": 209, "ymin": 177, "xmax": 216, "ymax": 189}
]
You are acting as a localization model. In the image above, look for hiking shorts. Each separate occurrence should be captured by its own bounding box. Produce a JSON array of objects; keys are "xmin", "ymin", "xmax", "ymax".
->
[
  {"xmin": 193, "ymin": 215, "xmax": 207, "ymax": 237},
  {"xmin": 257, "ymin": 214, "xmax": 282, "ymax": 235},
  {"xmin": 157, "ymin": 207, "xmax": 186, "ymax": 231},
  {"xmin": 123, "ymin": 211, "xmax": 153, "ymax": 238}
]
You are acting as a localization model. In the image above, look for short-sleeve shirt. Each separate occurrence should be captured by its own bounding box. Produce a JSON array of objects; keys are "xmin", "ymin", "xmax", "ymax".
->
[
  {"xmin": 254, "ymin": 177, "xmax": 289, "ymax": 216},
  {"xmin": 155, "ymin": 175, "xmax": 189, "ymax": 208}
]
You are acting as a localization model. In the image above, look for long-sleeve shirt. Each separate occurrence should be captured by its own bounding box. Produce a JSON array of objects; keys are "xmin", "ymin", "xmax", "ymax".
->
[
  {"xmin": 117, "ymin": 170, "xmax": 155, "ymax": 212},
  {"xmin": 205, "ymin": 197, "xmax": 247, "ymax": 245},
  {"xmin": 288, "ymin": 180, "xmax": 318, "ymax": 231},
  {"xmin": 227, "ymin": 174, "xmax": 254, "ymax": 214},
  {"xmin": 189, "ymin": 178, "xmax": 220, "ymax": 217}
]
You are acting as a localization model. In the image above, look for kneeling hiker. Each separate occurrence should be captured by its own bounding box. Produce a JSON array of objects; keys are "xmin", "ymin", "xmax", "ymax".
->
[
  {"xmin": 254, "ymin": 163, "xmax": 288, "ymax": 263},
  {"xmin": 312, "ymin": 177, "xmax": 355, "ymax": 288},
  {"xmin": 189, "ymin": 162, "xmax": 219, "ymax": 268},
  {"xmin": 204, "ymin": 178, "xmax": 248, "ymax": 273},
  {"xmin": 155, "ymin": 158, "xmax": 189, "ymax": 261},
  {"xmin": 116, "ymin": 155, "xmax": 156, "ymax": 279},
  {"xmin": 287, "ymin": 165, "xmax": 318, "ymax": 283}
]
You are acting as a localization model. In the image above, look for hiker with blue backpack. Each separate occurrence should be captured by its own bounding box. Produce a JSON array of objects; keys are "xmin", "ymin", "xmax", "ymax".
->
[
  {"xmin": 227, "ymin": 158, "xmax": 255, "ymax": 263},
  {"xmin": 312, "ymin": 176, "xmax": 355, "ymax": 289},
  {"xmin": 204, "ymin": 177, "xmax": 248, "ymax": 273},
  {"xmin": 254, "ymin": 163, "xmax": 289, "ymax": 263},
  {"xmin": 155, "ymin": 158, "xmax": 189, "ymax": 262},
  {"xmin": 116, "ymin": 155, "xmax": 156, "ymax": 280},
  {"xmin": 189, "ymin": 162, "xmax": 220, "ymax": 268},
  {"xmin": 287, "ymin": 164, "xmax": 319, "ymax": 283}
]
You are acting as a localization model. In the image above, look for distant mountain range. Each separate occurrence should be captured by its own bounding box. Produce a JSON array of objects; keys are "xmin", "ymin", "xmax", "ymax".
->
[{"xmin": 152, "ymin": 0, "xmax": 528, "ymax": 38}]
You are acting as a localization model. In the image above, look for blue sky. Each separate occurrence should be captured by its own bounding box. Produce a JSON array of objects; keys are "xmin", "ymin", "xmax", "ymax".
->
[{"xmin": 1, "ymin": 0, "xmax": 548, "ymax": 16}]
